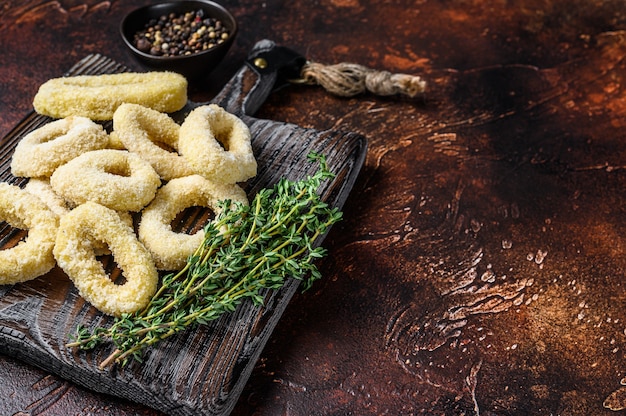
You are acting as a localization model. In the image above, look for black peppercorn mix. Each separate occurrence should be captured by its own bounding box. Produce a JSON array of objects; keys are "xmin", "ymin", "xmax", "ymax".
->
[{"xmin": 133, "ymin": 10, "xmax": 230, "ymax": 57}]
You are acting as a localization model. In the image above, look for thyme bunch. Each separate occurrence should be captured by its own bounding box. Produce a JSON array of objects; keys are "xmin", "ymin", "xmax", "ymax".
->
[{"xmin": 67, "ymin": 153, "xmax": 342, "ymax": 368}]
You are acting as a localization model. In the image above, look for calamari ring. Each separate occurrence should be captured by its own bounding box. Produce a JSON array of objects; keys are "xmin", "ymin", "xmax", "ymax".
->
[
  {"xmin": 54, "ymin": 202, "xmax": 158, "ymax": 316},
  {"xmin": 89, "ymin": 210, "xmax": 135, "ymax": 257},
  {"xmin": 23, "ymin": 178, "xmax": 133, "ymax": 256},
  {"xmin": 33, "ymin": 72, "xmax": 188, "ymax": 121},
  {"xmin": 138, "ymin": 174, "xmax": 248, "ymax": 270},
  {"xmin": 113, "ymin": 103, "xmax": 194, "ymax": 180},
  {"xmin": 10, "ymin": 116, "xmax": 109, "ymax": 178},
  {"xmin": 24, "ymin": 178, "xmax": 73, "ymax": 218},
  {"xmin": 50, "ymin": 149, "xmax": 161, "ymax": 212},
  {"xmin": 25, "ymin": 181, "xmax": 135, "ymax": 222},
  {"xmin": 178, "ymin": 104, "xmax": 257, "ymax": 184},
  {"xmin": 0, "ymin": 183, "xmax": 58, "ymax": 285},
  {"xmin": 107, "ymin": 131, "xmax": 126, "ymax": 150}
]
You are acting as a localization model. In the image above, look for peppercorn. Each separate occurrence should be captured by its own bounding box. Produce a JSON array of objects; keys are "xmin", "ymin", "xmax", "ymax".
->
[{"xmin": 132, "ymin": 10, "xmax": 230, "ymax": 57}]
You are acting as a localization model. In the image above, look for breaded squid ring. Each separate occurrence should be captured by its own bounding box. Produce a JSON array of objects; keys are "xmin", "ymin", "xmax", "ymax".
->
[
  {"xmin": 33, "ymin": 72, "xmax": 188, "ymax": 121},
  {"xmin": 113, "ymin": 103, "xmax": 194, "ymax": 180},
  {"xmin": 178, "ymin": 104, "xmax": 257, "ymax": 184},
  {"xmin": 23, "ymin": 178, "xmax": 134, "ymax": 256},
  {"xmin": 0, "ymin": 183, "xmax": 58, "ymax": 285},
  {"xmin": 10, "ymin": 116, "xmax": 109, "ymax": 178},
  {"xmin": 54, "ymin": 202, "xmax": 158, "ymax": 316},
  {"xmin": 106, "ymin": 131, "xmax": 126, "ymax": 150},
  {"xmin": 50, "ymin": 149, "xmax": 161, "ymax": 212},
  {"xmin": 24, "ymin": 178, "xmax": 73, "ymax": 217},
  {"xmin": 138, "ymin": 174, "xmax": 248, "ymax": 270}
]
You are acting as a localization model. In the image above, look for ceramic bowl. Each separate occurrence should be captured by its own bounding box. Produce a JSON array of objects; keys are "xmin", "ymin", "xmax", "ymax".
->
[{"xmin": 120, "ymin": 0, "xmax": 237, "ymax": 80}]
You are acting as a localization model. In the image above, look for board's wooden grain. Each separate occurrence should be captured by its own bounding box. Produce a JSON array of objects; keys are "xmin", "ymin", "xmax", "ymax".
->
[{"xmin": 0, "ymin": 40, "xmax": 367, "ymax": 416}]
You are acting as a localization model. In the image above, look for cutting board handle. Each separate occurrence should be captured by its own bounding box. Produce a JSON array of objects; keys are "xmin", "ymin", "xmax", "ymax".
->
[{"xmin": 211, "ymin": 39, "xmax": 306, "ymax": 117}]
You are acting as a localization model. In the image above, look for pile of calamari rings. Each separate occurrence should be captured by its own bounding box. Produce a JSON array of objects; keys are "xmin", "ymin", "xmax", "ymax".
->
[{"xmin": 1, "ymin": 72, "xmax": 256, "ymax": 316}]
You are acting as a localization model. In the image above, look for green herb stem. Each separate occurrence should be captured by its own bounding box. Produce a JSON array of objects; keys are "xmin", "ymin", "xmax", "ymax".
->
[{"xmin": 68, "ymin": 153, "xmax": 342, "ymax": 368}]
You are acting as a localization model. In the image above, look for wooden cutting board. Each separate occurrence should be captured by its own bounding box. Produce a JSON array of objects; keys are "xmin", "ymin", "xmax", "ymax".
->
[{"xmin": 0, "ymin": 40, "xmax": 367, "ymax": 416}]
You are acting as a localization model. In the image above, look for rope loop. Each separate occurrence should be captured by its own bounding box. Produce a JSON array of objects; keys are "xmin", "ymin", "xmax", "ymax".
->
[{"xmin": 297, "ymin": 61, "xmax": 426, "ymax": 98}]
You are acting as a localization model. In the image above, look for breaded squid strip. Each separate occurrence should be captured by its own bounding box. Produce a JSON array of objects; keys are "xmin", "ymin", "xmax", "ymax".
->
[{"xmin": 33, "ymin": 72, "xmax": 188, "ymax": 120}]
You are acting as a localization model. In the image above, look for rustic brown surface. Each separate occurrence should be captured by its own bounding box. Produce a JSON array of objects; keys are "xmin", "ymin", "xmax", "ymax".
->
[{"xmin": 1, "ymin": 1, "xmax": 625, "ymax": 415}]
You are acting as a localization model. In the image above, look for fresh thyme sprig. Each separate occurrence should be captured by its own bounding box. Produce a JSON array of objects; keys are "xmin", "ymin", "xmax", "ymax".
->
[{"xmin": 66, "ymin": 152, "xmax": 342, "ymax": 368}]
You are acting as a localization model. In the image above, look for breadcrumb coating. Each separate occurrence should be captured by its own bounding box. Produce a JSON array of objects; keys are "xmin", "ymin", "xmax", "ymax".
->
[
  {"xmin": 54, "ymin": 202, "xmax": 158, "ymax": 316},
  {"xmin": 24, "ymin": 178, "xmax": 73, "ymax": 218},
  {"xmin": 0, "ymin": 183, "xmax": 58, "ymax": 284},
  {"xmin": 50, "ymin": 149, "xmax": 161, "ymax": 212},
  {"xmin": 33, "ymin": 72, "xmax": 188, "ymax": 121},
  {"xmin": 138, "ymin": 175, "xmax": 248, "ymax": 270},
  {"xmin": 11, "ymin": 116, "xmax": 109, "ymax": 178},
  {"xmin": 113, "ymin": 103, "xmax": 194, "ymax": 180},
  {"xmin": 179, "ymin": 104, "xmax": 257, "ymax": 184}
]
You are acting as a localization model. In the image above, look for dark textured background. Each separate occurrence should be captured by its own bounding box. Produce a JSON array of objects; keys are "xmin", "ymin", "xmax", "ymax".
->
[{"xmin": 1, "ymin": 1, "xmax": 626, "ymax": 415}]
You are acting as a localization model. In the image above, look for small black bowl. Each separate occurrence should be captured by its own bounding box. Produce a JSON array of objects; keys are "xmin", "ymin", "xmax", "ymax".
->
[{"xmin": 120, "ymin": 0, "xmax": 237, "ymax": 80}]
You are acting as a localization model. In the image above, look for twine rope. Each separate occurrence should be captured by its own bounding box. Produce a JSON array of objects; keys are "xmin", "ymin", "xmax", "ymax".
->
[{"xmin": 298, "ymin": 61, "xmax": 426, "ymax": 98}]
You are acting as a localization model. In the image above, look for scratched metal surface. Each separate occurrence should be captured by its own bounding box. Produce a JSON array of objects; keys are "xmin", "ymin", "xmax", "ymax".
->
[{"xmin": 1, "ymin": 0, "xmax": 626, "ymax": 415}]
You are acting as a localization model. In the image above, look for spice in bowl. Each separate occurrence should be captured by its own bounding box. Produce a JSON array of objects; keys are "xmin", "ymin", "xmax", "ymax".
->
[
  {"xmin": 120, "ymin": 1, "xmax": 238, "ymax": 79},
  {"xmin": 132, "ymin": 10, "xmax": 231, "ymax": 57}
]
